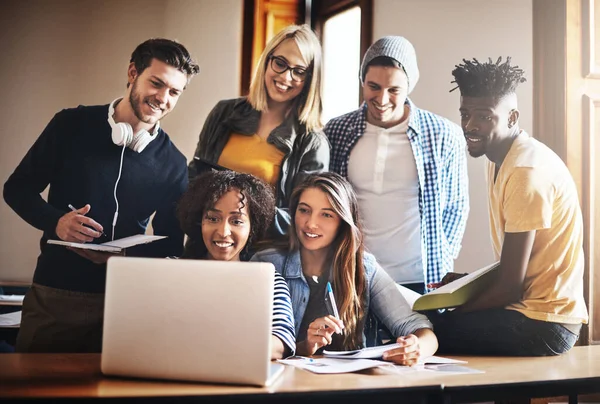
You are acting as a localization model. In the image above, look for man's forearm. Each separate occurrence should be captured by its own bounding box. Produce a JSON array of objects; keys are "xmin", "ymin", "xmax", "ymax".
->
[
  {"xmin": 462, "ymin": 231, "xmax": 535, "ymax": 312},
  {"xmin": 461, "ymin": 282, "xmax": 521, "ymax": 312}
]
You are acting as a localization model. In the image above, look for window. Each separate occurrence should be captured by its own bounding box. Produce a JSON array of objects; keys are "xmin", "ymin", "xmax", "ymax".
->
[
  {"xmin": 312, "ymin": 0, "xmax": 372, "ymax": 123},
  {"xmin": 322, "ymin": 6, "xmax": 361, "ymax": 122}
]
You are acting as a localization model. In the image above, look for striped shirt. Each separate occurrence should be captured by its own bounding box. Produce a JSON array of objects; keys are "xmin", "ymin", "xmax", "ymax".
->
[
  {"xmin": 273, "ymin": 270, "xmax": 296, "ymax": 355},
  {"xmin": 325, "ymin": 100, "xmax": 469, "ymax": 285}
]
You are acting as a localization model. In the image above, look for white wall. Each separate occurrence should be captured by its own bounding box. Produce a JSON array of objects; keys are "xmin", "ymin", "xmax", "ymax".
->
[
  {"xmin": 0, "ymin": 0, "xmax": 242, "ymax": 282},
  {"xmin": 373, "ymin": 0, "xmax": 533, "ymax": 272}
]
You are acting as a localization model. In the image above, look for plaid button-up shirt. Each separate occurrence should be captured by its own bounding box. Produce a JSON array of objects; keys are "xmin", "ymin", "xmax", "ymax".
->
[{"xmin": 325, "ymin": 100, "xmax": 469, "ymax": 285}]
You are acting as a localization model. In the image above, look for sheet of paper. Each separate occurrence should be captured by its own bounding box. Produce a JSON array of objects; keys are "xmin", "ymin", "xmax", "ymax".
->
[
  {"xmin": 324, "ymin": 343, "xmax": 468, "ymax": 365},
  {"xmin": 279, "ymin": 355, "xmax": 475, "ymax": 375},
  {"xmin": 323, "ymin": 342, "xmax": 403, "ymax": 359},
  {"xmin": 419, "ymin": 355, "xmax": 467, "ymax": 365},
  {"xmin": 0, "ymin": 311, "xmax": 21, "ymax": 327},
  {"xmin": 424, "ymin": 364, "xmax": 484, "ymax": 374},
  {"xmin": 47, "ymin": 240, "xmax": 121, "ymax": 252},
  {"xmin": 101, "ymin": 235, "xmax": 166, "ymax": 248},
  {"xmin": 48, "ymin": 235, "xmax": 167, "ymax": 252},
  {"xmin": 0, "ymin": 295, "xmax": 24, "ymax": 303},
  {"xmin": 278, "ymin": 357, "xmax": 394, "ymax": 374}
]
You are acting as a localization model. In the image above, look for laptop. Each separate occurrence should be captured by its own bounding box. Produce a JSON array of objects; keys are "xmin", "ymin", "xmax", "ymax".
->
[{"xmin": 101, "ymin": 257, "xmax": 285, "ymax": 387}]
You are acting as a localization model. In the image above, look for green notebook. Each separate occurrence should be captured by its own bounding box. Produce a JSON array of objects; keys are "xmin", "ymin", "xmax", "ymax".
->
[{"xmin": 413, "ymin": 261, "xmax": 500, "ymax": 311}]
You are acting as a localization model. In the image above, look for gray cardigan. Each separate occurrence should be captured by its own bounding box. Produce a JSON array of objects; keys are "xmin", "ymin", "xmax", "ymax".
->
[{"xmin": 188, "ymin": 97, "xmax": 330, "ymax": 235}]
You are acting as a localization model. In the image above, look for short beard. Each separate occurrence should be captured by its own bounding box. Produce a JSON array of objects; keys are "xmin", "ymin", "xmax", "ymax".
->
[
  {"xmin": 129, "ymin": 79, "xmax": 155, "ymax": 124},
  {"xmin": 468, "ymin": 149, "xmax": 486, "ymax": 158}
]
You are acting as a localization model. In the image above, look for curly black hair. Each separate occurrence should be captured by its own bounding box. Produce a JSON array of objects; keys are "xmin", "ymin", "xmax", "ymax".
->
[
  {"xmin": 177, "ymin": 171, "xmax": 276, "ymax": 260},
  {"xmin": 450, "ymin": 57, "xmax": 526, "ymax": 98}
]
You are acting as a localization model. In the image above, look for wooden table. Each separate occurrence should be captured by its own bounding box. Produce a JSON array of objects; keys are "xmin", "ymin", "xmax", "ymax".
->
[
  {"xmin": 436, "ymin": 345, "xmax": 600, "ymax": 404},
  {"xmin": 0, "ymin": 353, "xmax": 441, "ymax": 403},
  {"xmin": 1, "ymin": 346, "xmax": 600, "ymax": 403}
]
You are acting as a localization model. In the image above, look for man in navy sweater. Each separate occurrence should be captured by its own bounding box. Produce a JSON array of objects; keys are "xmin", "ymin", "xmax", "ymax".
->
[{"xmin": 3, "ymin": 38, "xmax": 199, "ymax": 353}]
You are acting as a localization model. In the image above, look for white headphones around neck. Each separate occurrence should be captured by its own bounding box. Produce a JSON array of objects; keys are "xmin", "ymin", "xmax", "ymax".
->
[{"xmin": 108, "ymin": 98, "xmax": 159, "ymax": 153}]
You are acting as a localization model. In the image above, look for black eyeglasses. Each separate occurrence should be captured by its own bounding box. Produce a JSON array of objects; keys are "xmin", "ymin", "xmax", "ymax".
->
[{"xmin": 269, "ymin": 55, "xmax": 309, "ymax": 83}]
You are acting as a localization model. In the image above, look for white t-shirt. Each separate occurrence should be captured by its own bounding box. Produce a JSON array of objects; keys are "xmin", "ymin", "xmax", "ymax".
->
[{"xmin": 348, "ymin": 120, "xmax": 422, "ymax": 284}]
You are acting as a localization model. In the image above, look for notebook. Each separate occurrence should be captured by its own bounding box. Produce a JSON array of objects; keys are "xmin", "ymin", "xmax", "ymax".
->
[
  {"xmin": 48, "ymin": 235, "xmax": 166, "ymax": 253},
  {"xmin": 101, "ymin": 257, "xmax": 284, "ymax": 387},
  {"xmin": 323, "ymin": 343, "xmax": 405, "ymax": 359},
  {"xmin": 412, "ymin": 261, "xmax": 500, "ymax": 311}
]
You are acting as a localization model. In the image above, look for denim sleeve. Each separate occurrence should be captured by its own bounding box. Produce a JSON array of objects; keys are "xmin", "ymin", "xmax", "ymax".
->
[{"xmin": 369, "ymin": 264, "xmax": 433, "ymax": 337}]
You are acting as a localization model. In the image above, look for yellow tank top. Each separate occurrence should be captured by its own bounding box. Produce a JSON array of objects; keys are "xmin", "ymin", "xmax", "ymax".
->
[{"xmin": 218, "ymin": 133, "xmax": 285, "ymax": 187}]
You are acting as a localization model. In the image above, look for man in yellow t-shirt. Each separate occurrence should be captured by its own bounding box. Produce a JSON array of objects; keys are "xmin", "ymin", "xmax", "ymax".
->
[{"xmin": 429, "ymin": 57, "xmax": 588, "ymax": 356}]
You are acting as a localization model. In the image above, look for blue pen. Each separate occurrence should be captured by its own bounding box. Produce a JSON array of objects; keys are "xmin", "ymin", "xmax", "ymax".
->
[{"xmin": 326, "ymin": 282, "xmax": 340, "ymax": 320}]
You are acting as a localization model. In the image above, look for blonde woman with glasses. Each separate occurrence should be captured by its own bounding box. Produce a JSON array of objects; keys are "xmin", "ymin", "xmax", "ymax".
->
[
  {"xmin": 189, "ymin": 24, "xmax": 329, "ymax": 236},
  {"xmin": 251, "ymin": 173, "xmax": 438, "ymax": 366}
]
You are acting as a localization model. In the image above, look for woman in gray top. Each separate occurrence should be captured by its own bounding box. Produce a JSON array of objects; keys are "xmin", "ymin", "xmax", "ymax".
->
[{"xmin": 252, "ymin": 173, "xmax": 438, "ymax": 366}]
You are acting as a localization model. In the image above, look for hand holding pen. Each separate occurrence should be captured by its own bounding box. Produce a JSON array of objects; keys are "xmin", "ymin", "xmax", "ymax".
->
[
  {"xmin": 326, "ymin": 282, "xmax": 341, "ymax": 320},
  {"xmin": 55, "ymin": 204, "xmax": 104, "ymax": 243},
  {"xmin": 297, "ymin": 282, "xmax": 345, "ymax": 356}
]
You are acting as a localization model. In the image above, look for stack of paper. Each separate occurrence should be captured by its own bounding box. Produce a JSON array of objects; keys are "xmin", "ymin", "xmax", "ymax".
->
[
  {"xmin": 0, "ymin": 295, "xmax": 25, "ymax": 305},
  {"xmin": 48, "ymin": 235, "xmax": 166, "ymax": 253},
  {"xmin": 278, "ymin": 357, "xmax": 390, "ymax": 374},
  {"xmin": 278, "ymin": 341, "xmax": 481, "ymax": 375},
  {"xmin": 0, "ymin": 311, "xmax": 21, "ymax": 328},
  {"xmin": 323, "ymin": 343, "xmax": 404, "ymax": 359}
]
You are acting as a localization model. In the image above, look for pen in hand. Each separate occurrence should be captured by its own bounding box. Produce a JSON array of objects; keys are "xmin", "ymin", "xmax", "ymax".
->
[
  {"xmin": 326, "ymin": 281, "xmax": 341, "ymax": 320},
  {"xmin": 68, "ymin": 204, "xmax": 106, "ymax": 240}
]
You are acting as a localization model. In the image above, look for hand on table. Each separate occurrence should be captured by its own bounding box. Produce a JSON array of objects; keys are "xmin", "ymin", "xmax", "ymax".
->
[{"xmin": 382, "ymin": 334, "xmax": 422, "ymax": 366}]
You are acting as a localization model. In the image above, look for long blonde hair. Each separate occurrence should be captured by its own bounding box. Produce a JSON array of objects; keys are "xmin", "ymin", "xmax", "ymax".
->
[
  {"xmin": 248, "ymin": 24, "xmax": 323, "ymax": 133},
  {"xmin": 288, "ymin": 173, "xmax": 367, "ymax": 350}
]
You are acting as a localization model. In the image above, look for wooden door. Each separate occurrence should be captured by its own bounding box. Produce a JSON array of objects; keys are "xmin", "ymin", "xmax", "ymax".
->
[
  {"xmin": 533, "ymin": 0, "xmax": 600, "ymax": 345},
  {"xmin": 241, "ymin": 0, "xmax": 303, "ymax": 95}
]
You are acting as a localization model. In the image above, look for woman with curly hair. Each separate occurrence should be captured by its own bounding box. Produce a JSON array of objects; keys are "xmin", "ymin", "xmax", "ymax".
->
[{"xmin": 177, "ymin": 170, "xmax": 295, "ymax": 359}]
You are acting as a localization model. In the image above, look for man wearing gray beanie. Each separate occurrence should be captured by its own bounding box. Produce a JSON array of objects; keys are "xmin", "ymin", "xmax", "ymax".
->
[{"xmin": 325, "ymin": 36, "xmax": 469, "ymax": 292}]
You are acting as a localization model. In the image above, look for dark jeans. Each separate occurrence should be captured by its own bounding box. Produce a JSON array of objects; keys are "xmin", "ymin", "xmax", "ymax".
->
[{"xmin": 428, "ymin": 308, "xmax": 579, "ymax": 356}]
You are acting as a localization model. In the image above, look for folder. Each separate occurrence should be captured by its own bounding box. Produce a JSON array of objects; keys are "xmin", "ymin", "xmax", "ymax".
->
[
  {"xmin": 412, "ymin": 261, "xmax": 500, "ymax": 311},
  {"xmin": 47, "ymin": 235, "xmax": 167, "ymax": 253}
]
